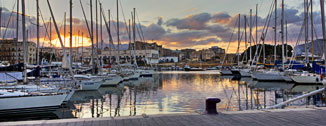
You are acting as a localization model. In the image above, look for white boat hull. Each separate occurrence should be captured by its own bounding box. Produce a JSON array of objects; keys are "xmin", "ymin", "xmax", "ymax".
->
[
  {"xmin": 102, "ymin": 77, "xmax": 122, "ymax": 86},
  {"xmin": 254, "ymin": 73, "xmax": 285, "ymax": 82},
  {"xmin": 129, "ymin": 72, "xmax": 140, "ymax": 80},
  {"xmin": 239, "ymin": 69, "xmax": 251, "ymax": 77},
  {"xmin": 220, "ymin": 70, "xmax": 232, "ymax": 75},
  {"xmin": 140, "ymin": 70, "xmax": 154, "ymax": 77},
  {"xmin": 79, "ymin": 80, "xmax": 102, "ymax": 91},
  {"xmin": 290, "ymin": 75, "xmax": 322, "ymax": 84}
]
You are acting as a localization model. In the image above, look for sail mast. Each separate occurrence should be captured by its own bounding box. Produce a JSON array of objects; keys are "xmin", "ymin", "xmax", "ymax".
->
[
  {"xmin": 274, "ymin": 0, "xmax": 277, "ymax": 64},
  {"xmin": 22, "ymin": 0, "xmax": 27, "ymax": 83},
  {"xmin": 286, "ymin": 20, "xmax": 288, "ymax": 60},
  {"xmin": 117, "ymin": 0, "xmax": 121, "ymax": 69},
  {"xmin": 36, "ymin": 0, "xmax": 40, "ymax": 65},
  {"xmin": 108, "ymin": 9, "xmax": 112, "ymax": 64},
  {"xmin": 281, "ymin": 0, "xmax": 285, "ymax": 69},
  {"xmin": 250, "ymin": 9, "xmax": 252, "ymax": 64},
  {"xmin": 69, "ymin": 0, "xmax": 73, "ymax": 68},
  {"xmin": 129, "ymin": 19, "xmax": 132, "ymax": 64},
  {"xmin": 96, "ymin": 0, "xmax": 99, "ymax": 73},
  {"xmin": 256, "ymin": 4, "xmax": 258, "ymax": 64},
  {"xmin": 304, "ymin": 0, "xmax": 308, "ymax": 64},
  {"xmin": 46, "ymin": 0, "xmax": 75, "ymax": 82},
  {"xmin": 132, "ymin": 9, "xmax": 137, "ymax": 67},
  {"xmin": 321, "ymin": 0, "xmax": 326, "ymax": 71},
  {"xmin": 237, "ymin": 14, "xmax": 241, "ymax": 66},
  {"xmin": 244, "ymin": 15, "xmax": 247, "ymax": 63},
  {"xmin": 100, "ymin": 3, "xmax": 103, "ymax": 75},
  {"xmin": 64, "ymin": 12, "xmax": 66, "ymax": 47},
  {"xmin": 90, "ymin": 0, "xmax": 95, "ymax": 74},
  {"xmin": 311, "ymin": 0, "xmax": 314, "ymax": 61},
  {"xmin": 16, "ymin": 0, "xmax": 19, "ymax": 64}
]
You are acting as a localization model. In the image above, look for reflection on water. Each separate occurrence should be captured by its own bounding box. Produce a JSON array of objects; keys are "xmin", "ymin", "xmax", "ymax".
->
[{"xmin": 65, "ymin": 71, "xmax": 326, "ymax": 119}]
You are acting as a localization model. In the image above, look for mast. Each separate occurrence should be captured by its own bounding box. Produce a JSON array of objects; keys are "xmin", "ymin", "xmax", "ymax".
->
[
  {"xmin": 311, "ymin": 0, "xmax": 314, "ymax": 61},
  {"xmin": 286, "ymin": 20, "xmax": 288, "ymax": 60},
  {"xmin": 16, "ymin": 0, "xmax": 19, "ymax": 64},
  {"xmin": 321, "ymin": 0, "xmax": 326, "ymax": 70},
  {"xmin": 281, "ymin": 0, "xmax": 285, "ymax": 69},
  {"xmin": 250, "ymin": 9, "xmax": 252, "ymax": 64},
  {"xmin": 129, "ymin": 19, "xmax": 132, "ymax": 64},
  {"xmin": 100, "ymin": 3, "xmax": 103, "ymax": 75},
  {"xmin": 69, "ymin": 0, "xmax": 73, "ymax": 68},
  {"xmin": 22, "ymin": 0, "xmax": 27, "ymax": 83},
  {"xmin": 49, "ymin": 18, "xmax": 52, "ymax": 63},
  {"xmin": 46, "ymin": 0, "xmax": 75, "ymax": 82},
  {"xmin": 82, "ymin": 32, "xmax": 84, "ymax": 64},
  {"xmin": 108, "ymin": 9, "xmax": 112, "ymax": 64},
  {"xmin": 117, "ymin": 0, "xmax": 121, "ymax": 69},
  {"xmin": 77, "ymin": 30, "xmax": 80, "ymax": 61},
  {"xmin": 244, "ymin": 15, "xmax": 247, "ymax": 63},
  {"xmin": 64, "ymin": 12, "xmax": 66, "ymax": 47},
  {"xmin": 133, "ymin": 9, "xmax": 137, "ymax": 67},
  {"xmin": 274, "ymin": 0, "xmax": 277, "ymax": 64},
  {"xmin": 237, "ymin": 14, "xmax": 241, "ymax": 67},
  {"xmin": 96, "ymin": 0, "xmax": 99, "ymax": 73},
  {"xmin": 90, "ymin": 0, "xmax": 95, "ymax": 74},
  {"xmin": 305, "ymin": 0, "xmax": 309, "ymax": 64},
  {"xmin": 256, "ymin": 4, "xmax": 258, "ymax": 64},
  {"xmin": 36, "ymin": 0, "xmax": 40, "ymax": 66}
]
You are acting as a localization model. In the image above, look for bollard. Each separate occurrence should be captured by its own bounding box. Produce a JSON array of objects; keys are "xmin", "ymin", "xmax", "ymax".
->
[{"xmin": 205, "ymin": 97, "xmax": 221, "ymax": 114}]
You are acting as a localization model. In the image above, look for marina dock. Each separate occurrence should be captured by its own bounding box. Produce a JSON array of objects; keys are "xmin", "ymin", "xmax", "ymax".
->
[{"xmin": 2, "ymin": 107, "xmax": 326, "ymax": 126}]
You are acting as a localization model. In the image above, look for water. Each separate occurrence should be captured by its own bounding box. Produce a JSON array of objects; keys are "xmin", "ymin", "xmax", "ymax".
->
[
  {"xmin": 4, "ymin": 71, "xmax": 325, "ymax": 121},
  {"xmin": 65, "ymin": 71, "xmax": 325, "ymax": 119}
]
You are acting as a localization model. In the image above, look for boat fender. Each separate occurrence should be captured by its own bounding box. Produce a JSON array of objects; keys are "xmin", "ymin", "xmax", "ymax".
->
[
  {"xmin": 316, "ymin": 78, "xmax": 319, "ymax": 82},
  {"xmin": 205, "ymin": 97, "xmax": 221, "ymax": 114}
]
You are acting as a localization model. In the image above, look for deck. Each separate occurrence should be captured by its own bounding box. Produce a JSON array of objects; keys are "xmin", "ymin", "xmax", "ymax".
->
[{"xmin": 1, "ymin": 107, "xmax": 326, "ymax": 126}]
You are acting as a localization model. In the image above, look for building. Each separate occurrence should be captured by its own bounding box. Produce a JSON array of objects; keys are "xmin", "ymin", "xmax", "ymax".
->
[
  {"xmin": 102, "ymin": 49, "xmax": 159, "ymax": 64},
  {"xmin": 159, "ymin": 57, "xmax": 179, "ymax": 63},
  {"xmin": 180, "ymin": 49, "xmax": 196, "ymax": 61},
  {"xmin": 189, "ymin": 46, "xmax": 225, "ymax": 61},
  {"xmin": 134, "ymin": 41, "xmax": 164, "ymax": 57},
  {"xmin": 0, "ymin": 39, "xmax": 36, "ymax": 64}
]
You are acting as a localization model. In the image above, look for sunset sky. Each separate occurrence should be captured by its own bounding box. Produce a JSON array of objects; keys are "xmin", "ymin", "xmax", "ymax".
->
[{"xmin": 0, "ymin": 0, "xmax": 323, "ymax": 53}]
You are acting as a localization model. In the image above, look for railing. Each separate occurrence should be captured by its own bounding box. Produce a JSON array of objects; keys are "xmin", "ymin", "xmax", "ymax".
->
[{"xmin": 266, "ymin": 88, "xmax": 326, "ymax": 109}]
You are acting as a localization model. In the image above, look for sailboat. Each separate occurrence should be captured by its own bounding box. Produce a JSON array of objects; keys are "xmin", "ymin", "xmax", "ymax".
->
[{"xmin": 289, "ymin": 0, "xmax": 323, "ymax": 84}]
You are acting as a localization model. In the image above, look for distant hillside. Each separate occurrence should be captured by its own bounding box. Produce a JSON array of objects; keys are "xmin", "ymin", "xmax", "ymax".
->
[{"xmin": 294, "ymin": 39, "xmax": 324, "ymax": 56}]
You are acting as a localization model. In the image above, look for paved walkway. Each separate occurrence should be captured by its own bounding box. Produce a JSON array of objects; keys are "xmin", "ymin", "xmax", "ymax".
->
[{"xmin": 1, "ymin": 107, "xmax": 326, "ymax": 126}]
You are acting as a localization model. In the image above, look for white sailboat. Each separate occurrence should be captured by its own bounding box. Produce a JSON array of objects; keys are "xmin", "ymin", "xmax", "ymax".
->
[
  {"xmin": 290, "ymin": 71, "xmax": 322, "ymax": 84},
  {"xmin": 101, "ymin": 74, "xmax": 123, "ymax": 86},
  {"xmin": 74, "ymin": 75, "xmax": 102, "ymax": 90}
]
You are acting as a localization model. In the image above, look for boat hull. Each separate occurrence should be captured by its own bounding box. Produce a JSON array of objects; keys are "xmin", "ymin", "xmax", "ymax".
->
[
  {"xmin": 79, "ymin": 80, "xmax": 102, "ymax": 90},
  {"xmin": 254, "ymin": 73, "xmax": 285, "ymax": 82},
  {"xmin": 102, "ymin": 77, "xmax": 122, "ymax": 86},
  {"xmin": 220, "ymin": 70, "xmax": 233, "ymax": 75},
  {"xmin": 0, "ymin": 94, "xmax": 68, "ymax": 120},
  {"xmin": 239, "ymin": 69, "xmax": 251, "ymax": 77},
  {"xmin": 290, "ymin": 75, "xmax": 322, "ymax": 84},
  {"xmin": 184, "ymin": 68, "xmax": 205, "ymax": 71}
]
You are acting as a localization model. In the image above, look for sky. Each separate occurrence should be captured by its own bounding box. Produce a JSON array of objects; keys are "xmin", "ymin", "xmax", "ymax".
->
[{"xmin": 0, "ymin": 0, "xmax": 323, "ymax": 53}]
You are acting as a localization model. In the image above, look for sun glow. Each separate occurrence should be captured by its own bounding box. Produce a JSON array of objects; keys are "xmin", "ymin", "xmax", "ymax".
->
[{"xmin": 51, "ymin": 35, "xmax": 92, "ymax": 48}]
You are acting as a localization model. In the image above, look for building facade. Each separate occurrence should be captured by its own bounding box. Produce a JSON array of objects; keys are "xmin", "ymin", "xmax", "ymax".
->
[{"xmin": 0, "ymin": 39, "xmax": 36, "ymax": 64}]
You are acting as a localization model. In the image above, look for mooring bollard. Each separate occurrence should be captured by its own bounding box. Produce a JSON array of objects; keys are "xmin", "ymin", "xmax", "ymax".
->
[{"xmin": 205, "ymin": 97, "xmax": 221, "ymax": 114}]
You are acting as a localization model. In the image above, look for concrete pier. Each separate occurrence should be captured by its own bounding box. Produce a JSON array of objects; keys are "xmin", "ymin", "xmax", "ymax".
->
[{"xmin": 1, "ymin": 107, "xmax": 326, "ymax": 126}]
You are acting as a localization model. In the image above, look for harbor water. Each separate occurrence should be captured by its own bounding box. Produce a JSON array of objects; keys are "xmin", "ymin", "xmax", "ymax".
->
[
  {"xmin": 2, "ymin": 71, "xmax": 325, "ymax": 121},
  {"xmin": 66, "ymin": 71, "xmax": 325, "ymax": 119}
]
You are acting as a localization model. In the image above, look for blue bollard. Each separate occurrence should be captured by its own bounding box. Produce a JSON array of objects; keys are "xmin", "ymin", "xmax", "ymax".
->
[{"xmin": 205, "ymin": 97, "xmax": 221, "ymax": 114}]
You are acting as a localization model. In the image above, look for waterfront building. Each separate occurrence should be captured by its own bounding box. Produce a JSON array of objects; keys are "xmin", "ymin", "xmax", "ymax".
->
[{"xmin": 0, "ymin": 39, "xmax": 36, "ymax": 65}]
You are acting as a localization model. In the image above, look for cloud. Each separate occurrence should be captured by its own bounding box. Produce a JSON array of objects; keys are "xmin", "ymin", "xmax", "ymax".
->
[
  {"xmin": 211, "ymin": 12, "xmax": 231, "ymax": 24},
  {"xmin": 165, "ymin": 12, "xmax": 211, "ymax": 30},
  {"xmin": 1, "ymin": 4, "xmax": 323, "ymax": 53},
  {"xmin": 157, "ymin": 17, "xmax": 163, "ymax": 26}
]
